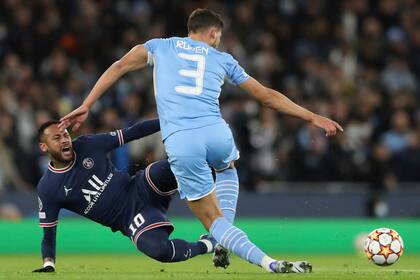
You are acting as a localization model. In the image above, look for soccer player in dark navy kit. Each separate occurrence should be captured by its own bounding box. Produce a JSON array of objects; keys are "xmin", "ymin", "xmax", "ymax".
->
[{"xmin": 32, "ymin": 119, "xmax": 215, "ymax": 273}]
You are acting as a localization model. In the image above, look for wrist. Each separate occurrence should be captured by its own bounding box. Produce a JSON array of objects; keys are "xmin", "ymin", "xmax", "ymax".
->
[
  {"xmin": 43, "ymin": 261, "xmax": 55, "ymax": 268},
  {"xmin": 81, "ymin": 101, "xmax": 92, "ymax": 110},
  {"xmin": 305, "ymin": 111, "xmax": 316, "ymax": 122}
]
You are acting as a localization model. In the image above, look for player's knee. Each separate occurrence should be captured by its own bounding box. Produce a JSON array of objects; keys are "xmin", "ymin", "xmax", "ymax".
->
[
  {"xmin": 147, "ymin": 160, "xmax": 178, "ymax": 194},
  {"xmin": 215, "ymin": 161, "xmax": 236, "ymax": 172},
  {"xmin": 228, "ymin": 161, "xmax": 235, "ymax": 169},
  {"xmin": 138, "ymin": 240, "xmax": 172, "ymax": 262},
  {"xmin": 201, "ymin": 206, "xmax": 223, "ymax": 229},
  {"xmin": 150, "ymin": 247, "xmax": 172, "ymax": 263}
]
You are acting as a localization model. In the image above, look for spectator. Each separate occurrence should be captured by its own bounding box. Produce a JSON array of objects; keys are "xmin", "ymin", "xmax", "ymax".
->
[
  {"xmin": 381, "ymin": 110, "xmax": 411, "ymax": 154},
  {"xmin": 0, "ymin": 0, "xmax": 420, "ymax": 194}
]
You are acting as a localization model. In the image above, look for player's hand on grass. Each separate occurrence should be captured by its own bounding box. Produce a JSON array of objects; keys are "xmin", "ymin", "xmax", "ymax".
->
[
  {"xmin": 32, "ymin": 266, "xmax": 55, "ymax": 273},
  {"xmin": 310, "ymin": 114, "xmax": 343, "ymax": 137},
  {"xmin": 59, "ymin": 104, "xmax": 90, "ymax": 132}
]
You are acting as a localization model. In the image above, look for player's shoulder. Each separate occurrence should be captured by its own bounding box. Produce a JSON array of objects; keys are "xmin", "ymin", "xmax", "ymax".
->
[
  {"xmin": 73, "ymin": 134, "xmax": 91, "ymax": 143},
  {"xmin": 72, "ymin": 134, "xmax": 97, "ymax": 147},
  {"xmin": 218, "ymin": 51, "xmax": 238, "ymax": 64},
  {"xmin": 145, "ymin": 37, "xmax": 177, "ymax": 48},
  {"xmin": 206, "ymin": 47, "xmax": 236, "ymax": 63},
  {"xmin": 145, "ymin": 37, "xmax": 175, "ymax": 54},
  {"xmin": 36, "ymin": 172, "xmax": 59, "ymax": 194},
  {"xmin": 64, "ymin": 135, "xmax": 87, "ymax": 153},
  {"xmin": 167, "ymin": 36, "xmax": 183, "ymax": 42},
  {"xmin": 36, "ymin": 174, "xmax": 48, "ymax": 190},
  {"xmin": 209, "ymin": 50, "xmax": 239, "ymax": 73}
]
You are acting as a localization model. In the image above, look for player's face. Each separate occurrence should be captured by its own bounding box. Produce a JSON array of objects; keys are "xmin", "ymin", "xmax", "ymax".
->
[{"xmin": 40, "ymin": 124, "xmax": 74, "ymax": 164}]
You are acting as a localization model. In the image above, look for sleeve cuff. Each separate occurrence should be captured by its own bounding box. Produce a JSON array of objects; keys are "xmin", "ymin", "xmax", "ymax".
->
[
  {"xmin": 40, "ymin": 220, "xmax": 58, "ymax": 227},
  {"xmin": 147, "ymin": 51, "xmax": 154, "ymax": 66},
  {"xmin": 117, "ymin": 129, "xmax": 124, "ymax": 146}
]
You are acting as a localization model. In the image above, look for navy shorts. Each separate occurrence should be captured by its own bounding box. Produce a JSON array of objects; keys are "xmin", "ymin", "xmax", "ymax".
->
[{"xmin": 125, "ymin": 160, "xmax": 177, "ymax": 246}]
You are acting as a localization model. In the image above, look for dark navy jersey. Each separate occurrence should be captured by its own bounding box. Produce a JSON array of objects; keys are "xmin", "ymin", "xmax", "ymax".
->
[{"xmin": 37, "ymin": 120, "xmax": 166, "ymax": 233}]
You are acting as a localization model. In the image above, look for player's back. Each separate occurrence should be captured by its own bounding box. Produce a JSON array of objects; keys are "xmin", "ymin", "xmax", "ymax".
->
[{"xmin": 145, "ymin": 37, "xmax": 249, "ymax": 140}]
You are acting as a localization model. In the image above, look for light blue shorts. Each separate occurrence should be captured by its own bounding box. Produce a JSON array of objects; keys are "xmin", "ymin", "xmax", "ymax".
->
[{"xmin": 164, "ymin": 122, "xmax": 239, "ymax": 201}]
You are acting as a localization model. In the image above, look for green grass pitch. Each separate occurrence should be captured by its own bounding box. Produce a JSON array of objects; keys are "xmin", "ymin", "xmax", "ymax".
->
[{"xmin": 1, "ymin": 254, "xmax": 419, "ymax": 280}]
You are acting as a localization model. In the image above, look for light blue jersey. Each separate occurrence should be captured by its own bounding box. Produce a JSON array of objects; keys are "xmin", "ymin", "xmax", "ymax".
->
[
  {"xmin": 144, "ymin": 37, "xmax": 248, "ymax": 200},
  {"xmin": 144, "ymin": 37, "xmax": 249, "ymax": 140}
]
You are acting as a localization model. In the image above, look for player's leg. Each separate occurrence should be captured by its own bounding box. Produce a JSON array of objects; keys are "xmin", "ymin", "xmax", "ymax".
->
[
  {"xmin": 143, "ymin": 160, "xmax": 178, "ymax": 211},
  {"xmin": 165, "ymin": 128, "xmax": 310, "ymax": 273},
  {"xmin": 136, "ymin": 227, "xmax": 212, "ymax": 263},
  {"xmin": 206, "ymin": 123, "xmax": 240, "ymax": 267},
  {"xmin": 211, "ymin": 164, "xmax": 239, "ymax": 268},
  {"xmin": 214, "ymin": 163, "xmax": 239, "ymax": 224},
  {"xmin": 166, "ymin": 128, "xmax": 281, "ymax": 271},
  {"xmin": 207, "ymin": 123, "xmax": 240, "ymax": 225},
  {"xmin": 186, "ymin": 193, "xmax": 293, "ymax": 273},
  {"xmin": 208, "ymin": 128, "xmax": 312, "ymax": 273}
]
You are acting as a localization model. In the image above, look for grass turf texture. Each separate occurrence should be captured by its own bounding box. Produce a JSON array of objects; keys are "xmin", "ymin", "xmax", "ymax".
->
[{"xmin": 1, "ymin": 254, "xmax": 419, "ymax": 280}]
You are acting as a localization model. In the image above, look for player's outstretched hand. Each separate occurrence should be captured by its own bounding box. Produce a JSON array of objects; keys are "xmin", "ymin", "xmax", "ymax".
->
[
  {"xmin": 59, "ymin": 104, "xmax": 90, "ymax": 132},
  {"xmin": 32, "ymin": 266, "xmax": 55, "ymax": 273},
  {"xmin": 310, "ymin": 114, "xmax": 343, "ymax": 137}
]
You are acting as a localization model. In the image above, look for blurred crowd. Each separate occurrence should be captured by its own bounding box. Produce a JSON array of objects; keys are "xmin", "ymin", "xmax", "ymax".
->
[{"xmin": 1, "ymin": 0, "xmax": 420, "ymax": 197}]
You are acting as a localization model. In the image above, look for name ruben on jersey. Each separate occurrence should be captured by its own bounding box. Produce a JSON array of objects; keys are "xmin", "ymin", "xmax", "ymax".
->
[
  {"xmin": 82, "ymin": 173, "xmax": 113, "ymax": 214},
  {"xmin": 175, "ymin": 40, "xmax": 209, "ymax": 55}
]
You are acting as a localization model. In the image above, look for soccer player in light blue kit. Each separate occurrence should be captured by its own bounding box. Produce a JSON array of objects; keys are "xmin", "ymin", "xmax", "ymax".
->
[{"xmin": 61, "ymin": 8, "xmax": 342, "ymax": 273}]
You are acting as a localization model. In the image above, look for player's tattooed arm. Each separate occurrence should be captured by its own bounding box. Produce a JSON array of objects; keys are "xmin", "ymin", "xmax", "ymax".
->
[
  {"xmin": 239, "ymin": 77, "xmax": 343, "ymax": 137},
  {"xmin": 82, "ymin": 44, "xmax": 149, "ymax": 109},
  {"xmin": 60, "ymin": 44, "xmax": 149, "ymax": 131},
  {"xmin": 33, "ymin": 226, "xmax": 57, "ymax": 272}
]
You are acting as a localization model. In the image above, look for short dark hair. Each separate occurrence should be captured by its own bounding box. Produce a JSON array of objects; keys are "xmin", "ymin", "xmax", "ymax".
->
[
  {"xmin": 187, "ymin": 8, "xmax": 224, "ymax": 33},
  {"xmin": 38, "ymin": 120, "xmax": 60, "ymax": 142}
]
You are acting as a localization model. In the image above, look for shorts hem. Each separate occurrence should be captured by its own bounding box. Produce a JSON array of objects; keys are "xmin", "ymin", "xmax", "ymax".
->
[
  {"xmin": 213, "ymin": 151, "xmax": 240, "ymax": 172},
  {"xmin": 145, "ymin": 163, "xmax": 177, "ymax": 196},
  {"xmin": 184, "ymin": 186, "xmax": 216, "ymax": 201}
]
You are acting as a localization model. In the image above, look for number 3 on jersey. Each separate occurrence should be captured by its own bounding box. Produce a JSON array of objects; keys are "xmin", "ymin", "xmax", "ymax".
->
[{"xmin": 174, "ymin": 53, "xmax": 205, "ymax": 95}]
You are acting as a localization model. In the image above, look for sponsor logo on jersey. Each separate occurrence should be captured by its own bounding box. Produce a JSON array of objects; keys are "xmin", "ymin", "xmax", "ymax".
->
[
  {"xmin": 83, "ymin": 158, "xmax": 94, "ymax": 169},
  {"xmin": 82, "ymin": 173, "xmax": 113, "ymax": 214}
]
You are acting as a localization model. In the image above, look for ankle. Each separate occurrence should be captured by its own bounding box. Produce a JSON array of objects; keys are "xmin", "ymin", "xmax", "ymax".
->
[{"xmin": 261, "ymin": 256, "xmax": 276, "ymax": 272}]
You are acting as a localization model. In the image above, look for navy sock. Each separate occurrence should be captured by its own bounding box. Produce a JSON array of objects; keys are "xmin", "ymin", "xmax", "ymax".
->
[{"xmin": 136, "ymin": 227, "xmax": 207, "ymax": 262}]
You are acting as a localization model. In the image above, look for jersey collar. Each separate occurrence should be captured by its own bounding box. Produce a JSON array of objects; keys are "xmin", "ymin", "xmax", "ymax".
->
[{"xmin": 48, "ymin": 152, "xmax": 77, "ymax": 173}]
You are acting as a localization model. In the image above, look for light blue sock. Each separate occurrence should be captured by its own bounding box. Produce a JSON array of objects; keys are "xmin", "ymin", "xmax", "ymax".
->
[
  {"xmin": 210, "ymin": 217, "xmax": 267, "ymax": 267},
  {"xmin": 215, "ymin": 168, "xmax": 239, "ymax": 224}
]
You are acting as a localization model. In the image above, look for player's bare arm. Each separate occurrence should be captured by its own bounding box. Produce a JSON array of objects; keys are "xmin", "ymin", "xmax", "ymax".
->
[
  {"xmin": 239, "ymin": 77, "xmax": 343, "ymax": 137},
  {"xmin": 59, "ymin": 44, "xmax": 149, "ymax": 131}
]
